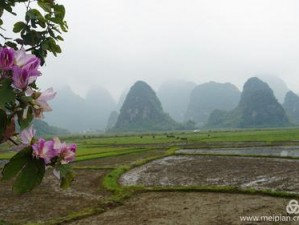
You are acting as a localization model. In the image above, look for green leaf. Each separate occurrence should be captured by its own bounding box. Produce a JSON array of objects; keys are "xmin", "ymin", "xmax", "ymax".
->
[
  {"xmin": 56, "ymin": 35, "xmax": 64, "ymax": 41},
  {"xmin": 26, "ymin": 9, "xmax": 46, "ymax": 22},
  {"xmin": 13, "ymin": 21, "xmax": 26, "ymax": 33},
  {"xmin": 1, "ymin": 147, "xmax": 32, "ymax": 181},
  {"xmin": 18, "ymin": 107, "xmax": 34, "ymax": 130},
  {"xmin": 4, "ymin": 41, "xmax": 17, "ymax": 49},
  {"xmin": 48, "ymin": 28, "xmax": 55, "ymax": 38},
  {"xmin": 51, "ymin": 26, "xmax": 62, "ymax": 34},
  {"xmin": 37, "ymin": 0, "xmax": 52, "ymax": 13},
  {"xmin": 60, "ymin": 23, "xmax": 68, "ymax": 33},
  {"xmin": 45, "ymin": 37, "xmax": 61, "ymax": 55},
  {"xmin": 56, "ymin": 164, "xmax": 74, "ymax": 189},
  {"xmin": 53, "ymin": 5, "xmax": 65, "ymax": 21},
  {"xmin": 0, "ymin": 79, "xmax": 16, "ymax": 109},
  {"xmin": 21, "ymin": 30, "xmax": 41, "ymax": 46},
  {"xmin": 2, "ymin": 3, "xmax": 16, "ymax": 16},
  {"xmin": 13, "ymin": 157, "xmax": 45, "ymax": 194},
  {"xmin": 54, "ymin": 44, "xmax": 61, "ymax": 54}
]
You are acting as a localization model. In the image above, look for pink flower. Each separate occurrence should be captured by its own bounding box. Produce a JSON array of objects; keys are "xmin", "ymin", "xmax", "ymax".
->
[
  {"xmin": 0, "ymin": 48, "xmax": 14, "ymax": 70},
  {"xmin": 20, "ymin": 126, "xmax": 36, "ymax": 145},
  {"xmin": 22, "ymin": 57, "xmax": 40, "ymax": 75},
  {"xmin": 53, "ymin": 137, "xmax": 76, "ymax": 164},
  {"xmin": 12, "ymin": 66, "xmax": 39, "ymax": 90},
  {"xmin": 12, "ymin": 126, "xmax": 36, "ymax": 152},
  {"xmin": 11, "ymin": 48, "xmax": 41, "ymax": 90},
  {"xmin": 32, "ymin": 138, "xmax": 58, "ymax": 164},
  {"xmin": 34, "ymin": 88, "xmax": 56, "ymax": 118},
  {"xmin": 14, "ymin": 48, "xmax": 38, "ymax": 68}
]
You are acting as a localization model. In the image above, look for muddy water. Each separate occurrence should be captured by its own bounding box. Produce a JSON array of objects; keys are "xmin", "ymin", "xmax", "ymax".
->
[
  {"xmin": 177, "ymin": 146, "xmax": 299, "ymax": 157},
  {"xmin": 120, "ymin": 156, "xmax": 299, "ymax": 193}
]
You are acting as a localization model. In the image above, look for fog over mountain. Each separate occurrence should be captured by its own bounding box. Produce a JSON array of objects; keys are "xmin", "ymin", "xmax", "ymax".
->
[
  {"xmin": 117, "ymin": 89, "xmax": 129, "ymax": 111},
  {"xmin": 106, "ymin": 111, "xmax": 119, "ymax": 130},
  {"xmin": 42, "ymin": 75, "xmax": 295, "ymax": 133},
  {"xmin": 157, "ymin": 80, "xmax": 196, "ymax": 122},
  {"xmin": 206, "ymin": 77, "xmax": 290, "ymax": 128},
  {"xmin": 185, "ymin": 82, "xmax": 241, "ymax": 127},
  {"xmin": 85, "ymin": 87, "xmax": 117, "ymax": 129},
  {"xmin": 44, "ymin": 86, "xmax": 86, "ymax": 132},
  {"xmin": 44, "ymin": 86, "xmax": 116, "ymax": 132},
  {"xmin": 283, "ymin": 91, "xmax": 299, "ymax": 125},
  {"xmin": 257, "ymin": 75, "xmax": 290, "ymax": 103}
]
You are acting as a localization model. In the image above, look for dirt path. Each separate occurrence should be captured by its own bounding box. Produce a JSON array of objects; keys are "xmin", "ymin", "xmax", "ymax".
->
[{"xmin": 68, "ymin": 192, "xmax": 296, "ymax": 225}]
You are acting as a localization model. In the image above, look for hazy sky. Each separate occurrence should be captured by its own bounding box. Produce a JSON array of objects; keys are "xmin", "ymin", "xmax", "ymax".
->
[{"xmin": 4, "ymin": 0, "xmax": 299, "ymax": 100}]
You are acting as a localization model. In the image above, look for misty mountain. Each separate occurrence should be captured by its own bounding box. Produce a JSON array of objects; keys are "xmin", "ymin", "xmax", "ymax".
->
[
  {"xmin": 33, "ymin": 120, "xmax": 70, "ymax": 136},
  {"xmin": 184, "ymin": 82, "xmax": 241, "ymax": 127},
  {"xmin": 157, "ymin": 80, "xmax": 196, "ymax": 122},
  {"xmin": 257, "ymin": 75, "xmax": 289, "ymax": 103},
  {"xmin": 44, "ymin": 86, "xmax": 86, "ymax": 132},
  {"xmin": 112, "ymin": 81, "xmax": 180, "ymax": 132},
  {"xmin": 117, "ymin": 89, "xmax": 129, "ymax": 110},
  {"xmin": 44, "ymin": 86, "xmax": 116, "ymax": 132},
  {"xmin": 283, "ymin": 91, "xmax": 299, "ymax": 125},
  {"xmin": 106, "ymin": 111, "xmax": 119, "ymax": 130},
  {"xmin": 206, "ymin": 77, "xmax": 290, "ymax": 128},
  {"xmin": 85, "ymin": 87, "xmax": 117, "ymax": 129}
]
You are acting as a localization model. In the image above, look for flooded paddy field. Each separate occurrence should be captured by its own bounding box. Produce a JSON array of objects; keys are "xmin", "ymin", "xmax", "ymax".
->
[
  {"xmin": 120, "ymin": 155, "xmax": 299, "ymax": 193},
  {"xmin": 177, "ymin": 146, "xmax": 299, "ymax": 157}
]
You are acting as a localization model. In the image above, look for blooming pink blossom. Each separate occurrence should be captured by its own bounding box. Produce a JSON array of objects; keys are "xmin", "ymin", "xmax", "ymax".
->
[
  {"xmin": 32, "ymin": 138, "xmax": 58, "ymax": 164},
  {"xmin": 14, "ymin": 48, "xmax": 38, "ymax": 68},
  {"xmin": 20, "ymin": 126, "xmax": 36, "ymax": 145},
  {"xmin": 12, "ymin": 126, "xmax": 36, "ymax": 152},
  {"xmin": 11, "ymin": 48, "xmax": 41, "ymax": 90},
  {"xmin": 12, "ymin": 66, "xmax": 39, "ymax": 90},
  {"xmin": 34, "ymin": 88, "xmax": 56, "ymax": 118},
  {"xmin": 53, "ymin": 137, "xmax": 76, "ymax": 164},
  {"xmin": 22, "ymin": 57, "xmax": 40, "ymax": 75},
  {"xmin": 0, "ymin": 48, "xmax": 14, "ymax": 70}
]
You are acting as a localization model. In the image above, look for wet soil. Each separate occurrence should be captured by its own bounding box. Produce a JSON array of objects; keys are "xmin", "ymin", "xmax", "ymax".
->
[
  {"xmin": 120, "ymin": 156, "xmax": 299, "ymax": 192},
  {"xmin": 68, "ymin": 192, "xmax": 296, "ymax": 225},
  {"xmin": 0, "ymin": 169, "xmax": 110, "ymax": 224}
]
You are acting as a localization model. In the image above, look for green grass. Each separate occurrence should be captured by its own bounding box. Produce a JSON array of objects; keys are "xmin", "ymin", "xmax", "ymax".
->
[
  {"xmin": 184, "ymin": 128, "xmax": 299, "ymax": 143},
  {"xmin": 76, "ymin": 148, "xmax": 160, "ymax": 161},
  {"xmin": 68, "ymin": 128, "xmax": 299, "ymax": 146},
  {"xmin": 2, "ymin": 128, "xmax": 299, "ymax": 160},
  {"xmin": 64, "ymin": 133, "xmax": 182, "ymax": 145}
]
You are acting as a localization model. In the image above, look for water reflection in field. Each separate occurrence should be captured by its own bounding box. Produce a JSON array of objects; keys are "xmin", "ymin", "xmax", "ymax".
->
[{"xmin": 177, "ymin": 146, "xmax": 299, "ymax": 157}]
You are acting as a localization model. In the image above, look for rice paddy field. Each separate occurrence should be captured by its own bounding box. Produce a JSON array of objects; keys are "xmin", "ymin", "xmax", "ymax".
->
[{"xmin": 1, "ymin": 128, "xmax": 299, "ymax": 224}]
